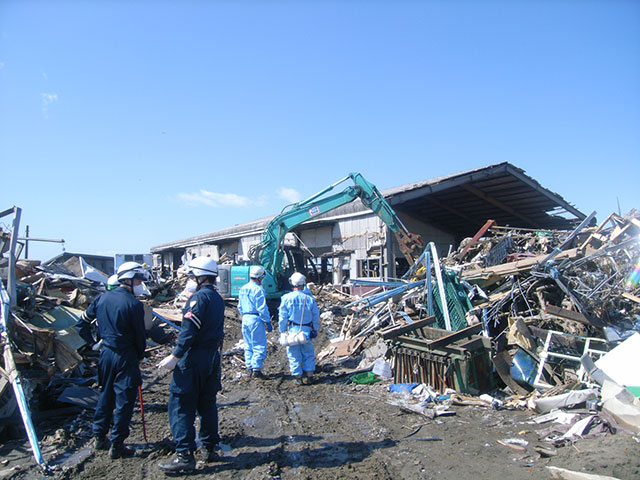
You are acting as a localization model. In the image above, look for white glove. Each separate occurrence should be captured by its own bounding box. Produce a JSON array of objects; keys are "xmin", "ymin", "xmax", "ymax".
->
[
  {"xmin": 157, "ymin": 354, "xmax": 178, "ymax": 371},
  {"xmin": 92, "ymin": 339, "xmax": 103, "ymax": 351}
]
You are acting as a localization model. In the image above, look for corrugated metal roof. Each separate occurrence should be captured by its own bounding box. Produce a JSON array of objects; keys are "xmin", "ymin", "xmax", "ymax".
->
[{"xmin": 384, "ymin": 162, "xmax": 585, "ymax": 237}]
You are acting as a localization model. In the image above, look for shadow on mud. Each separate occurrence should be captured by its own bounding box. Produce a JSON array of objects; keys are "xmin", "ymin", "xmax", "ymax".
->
[
  {"xmin": 218, "ymin": 400, "xmax": 252, "ymax": 409},
  {"xmin": 230, "ymin": 434, "xmax": 323, "ymax": 448},
  {"xmin": 200, "ymin": 438, "xmax": 397, "ymax": 474}
]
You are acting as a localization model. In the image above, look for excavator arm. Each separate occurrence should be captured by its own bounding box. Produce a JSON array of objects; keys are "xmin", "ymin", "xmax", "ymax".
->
[{"xmin": 250, "ymin": 172, "xmax": 423, "ymax": 277}]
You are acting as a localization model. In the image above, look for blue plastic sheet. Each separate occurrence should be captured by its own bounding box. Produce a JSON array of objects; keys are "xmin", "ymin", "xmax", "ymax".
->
[{"xmin": 388, "ymin": 382, "xmax": 420, "ymax": 394}]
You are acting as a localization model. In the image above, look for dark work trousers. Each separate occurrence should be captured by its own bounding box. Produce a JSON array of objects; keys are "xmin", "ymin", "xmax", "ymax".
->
[
  {"xmin": 168, "ymin": 349, "xmax": 222, "ymax": 453},
  {"xmin": 93, "ymin": 347, "xmax": 141, "ymax": 445}
]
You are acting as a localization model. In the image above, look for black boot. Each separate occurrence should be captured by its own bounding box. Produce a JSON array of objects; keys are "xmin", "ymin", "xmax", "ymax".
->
[
  {"xmin": 94, "ymin": 435, "xmax": 108, "ymax": 451},
  {"xmin": 109, "ymin": 442, "xmax": 135, "ymax": 459},
  {"xmin": 200, "ymin": 445, "xmax": 221, "ymax": 463},
  {"xmin": 252, "ymin": 370, "xmax": 266, "ymax": 379},
  {"xmin": 158, "ymin": 451, "xmax": 196, "ymax": 472}
]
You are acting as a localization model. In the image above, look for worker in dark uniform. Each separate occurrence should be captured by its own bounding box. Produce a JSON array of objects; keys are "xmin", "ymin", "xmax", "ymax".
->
[
  {"xmin": 81, "ymin": 262, "xmax": 149, "ymax": 459},
  {"xmin": 157, "ymin": 256, "xmax": 225, "ymax": 472},
  {"xmin": 77, "ymin": 274, "xmax": 120, "ymax": 348}
]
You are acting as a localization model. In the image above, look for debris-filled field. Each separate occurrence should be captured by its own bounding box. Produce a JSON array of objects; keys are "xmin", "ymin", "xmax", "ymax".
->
[{"xmin": 2, "ymin": 209, "xmax": 640, "ymax": 479}]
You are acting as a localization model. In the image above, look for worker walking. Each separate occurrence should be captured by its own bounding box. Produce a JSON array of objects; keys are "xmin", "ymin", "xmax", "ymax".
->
[
  {"xmin": 238, "ymin": 266, "xmax": 272, "ymax": 379},
  {"xmin": 81, "ymin": 262, "xmax": 149, "ymax": 459},
  {"xmin": 157, "ymin": 256, "xmax": 225, "ymax": 472},
  {"xmin": 278, "ymin": 272, "xmax": 320, "ymax": 385}
]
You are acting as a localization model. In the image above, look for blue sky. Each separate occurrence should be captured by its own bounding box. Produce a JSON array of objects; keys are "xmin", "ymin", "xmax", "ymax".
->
[{"xmin": 1, "ymin": 1, "xmax": 638, "ymax": 263}]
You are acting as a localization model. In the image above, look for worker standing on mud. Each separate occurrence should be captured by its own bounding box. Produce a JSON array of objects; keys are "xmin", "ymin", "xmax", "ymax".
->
[
  {"xmin": 278, "ymin": 272, "xmax": 320, "ymax": 385},
  {"xmin": 81, "ymin": 262, "xmax": 149, "ymax": 459},
  {"xmin": 157, "ymin": 256, "xmax": 225, "ymax": 472},
  {"xmin": 238, "ymin": 265, "xmax": 272, "ymax": 379}
]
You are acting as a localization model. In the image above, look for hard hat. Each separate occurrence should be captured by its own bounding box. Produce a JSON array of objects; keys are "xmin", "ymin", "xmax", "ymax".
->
[
  {"xmin": 117, "ymin": 262, "xmax": 150, "ymax": 281},
  {"xmin": 289, "ymin": 272, "xmax": 306, "ymax": 287},
  {"xmin": 250, "ymin": 266, "xmax": 266, "ymax": 279},
  {"xmin": 107, "ymin": 274, "xmax": 120, "ymax": 290},
  {"xmin": 187, "ymin": 256, "xmax": 218, "ymax": 277}
]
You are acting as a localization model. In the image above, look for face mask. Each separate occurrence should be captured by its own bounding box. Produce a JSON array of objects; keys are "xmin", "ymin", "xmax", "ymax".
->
[
  {"xmin": 133, "ymin": 282, "xmax": 151, "ymax": 297},
  {"xmin": 185, "ymin": 279, "xmax": 198, "ymax": 293}
]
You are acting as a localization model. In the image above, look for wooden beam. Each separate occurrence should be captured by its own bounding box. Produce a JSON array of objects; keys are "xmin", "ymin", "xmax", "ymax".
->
[{"xmin": 461, "ymin": 184, "xmax": 537, "ymax": 227}]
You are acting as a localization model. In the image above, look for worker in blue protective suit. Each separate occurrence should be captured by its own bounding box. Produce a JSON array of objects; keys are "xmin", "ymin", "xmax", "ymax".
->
[
  {"xmin": 81, "ymin": 262, "xmax": 149, "ymax": 459},
  {"xmin": 278, "ymin": 272, "xmax": 320, "ymax": 385},
  {"xmin": 157, "ymin": 256, "xmax": 225, "ymax": 472},
  {"xmin": 237, "ymin": 265, "xmax": 272, "ymax": 379}
]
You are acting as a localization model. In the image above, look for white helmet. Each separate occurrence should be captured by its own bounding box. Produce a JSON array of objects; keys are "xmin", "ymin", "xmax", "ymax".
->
[
  {"xmin": 107, "ymin": 274, "xmax": 120, "ymax": 290},
  {"xmin": 250, "ymin": 266, "xmax": 266, "ymax": 279},
  {"xmin": 187, "ymin": 256, "xmax": 218, "ymax": 277},
  {"xmin": 289, "ymin": 272, "xmax": 306, "ymax": 287},
  {"xmin": 117, "ymin": 262, "xmax": 150, "ymax": 281}
]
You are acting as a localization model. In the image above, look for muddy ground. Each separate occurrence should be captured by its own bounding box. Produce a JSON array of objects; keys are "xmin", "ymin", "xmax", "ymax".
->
[{"xmin": 1, "ymin": 307, "xmax": 639, "ymax": 480}]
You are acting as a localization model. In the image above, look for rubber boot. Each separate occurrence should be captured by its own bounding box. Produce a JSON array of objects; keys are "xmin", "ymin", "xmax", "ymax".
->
[
  {"xmin": 158, "ymin": 451, "xmax": 196, "ymax": 472},
  {"xmin": 252, "ymin": 370, "xmax": 266, "ymax": 379},
  {"xmin": 109, "ymin": 442, "xmax": 135, "ymax": 459}
]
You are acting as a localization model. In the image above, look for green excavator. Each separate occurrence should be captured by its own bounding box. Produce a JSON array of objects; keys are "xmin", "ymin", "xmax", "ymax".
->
[{"xmin": 217, "ymin": 172, "xmax": 423, "ymax": 300}]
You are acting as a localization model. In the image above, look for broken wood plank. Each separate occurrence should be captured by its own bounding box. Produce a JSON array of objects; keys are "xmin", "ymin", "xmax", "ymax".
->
[
  {"xmin": 461, "ymin": 248, "xmax": 581, "ymax": 280},
  {"xmin": 622, "ymin": 292, "xmax": 640, "ymax": 305},
  {"xmin": 330, "ymin": 337, "xmax": 366, "ymax": 357}
]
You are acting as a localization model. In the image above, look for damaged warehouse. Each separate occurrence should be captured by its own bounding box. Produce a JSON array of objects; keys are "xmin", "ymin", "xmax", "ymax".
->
[
  {"xmin": 151, "ymin": 163, "xmax": 586, "ymax": 286},
  {"xmin": 1, "ymin": 163, "xmax": 640, "ymax": 480}
]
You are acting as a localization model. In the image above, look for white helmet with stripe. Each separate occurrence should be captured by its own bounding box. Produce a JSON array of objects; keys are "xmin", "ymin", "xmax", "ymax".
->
[{"xmin": 187, "ymin": 256, "xmax": 218, "ymax": 277}]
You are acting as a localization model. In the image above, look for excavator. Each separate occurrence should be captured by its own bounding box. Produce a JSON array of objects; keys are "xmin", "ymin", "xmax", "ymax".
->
[{"xmin": 217, "ymin": 172, "xmax": 423, "ymax": 300}]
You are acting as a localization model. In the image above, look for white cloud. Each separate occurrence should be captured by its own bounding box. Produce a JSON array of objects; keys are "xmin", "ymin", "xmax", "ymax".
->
[
  {"xmin": 177, "ymin": 189, "xmax": 266, "ymax": 208},
  {"xmin": 41, "ymin": 92, "xmax": 58, "ymax": 118},
  {"xmin": 277, "ymin": 187, "xmax": 302, "ymax": 204}
]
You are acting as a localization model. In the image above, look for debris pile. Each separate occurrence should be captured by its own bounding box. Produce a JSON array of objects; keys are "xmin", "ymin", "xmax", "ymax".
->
[{"xmin": 312, "ymin": 210, "xmax": 640, "ymax": 442}]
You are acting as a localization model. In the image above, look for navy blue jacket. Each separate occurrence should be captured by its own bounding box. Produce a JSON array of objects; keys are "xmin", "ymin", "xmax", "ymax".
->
[
  {"xmin": 173, "ymin": 285, "xmax": 225, "ymax": 359},
  {"xmin": 83, "ymin": 286, "xmax": 146, "ymax": 360}
]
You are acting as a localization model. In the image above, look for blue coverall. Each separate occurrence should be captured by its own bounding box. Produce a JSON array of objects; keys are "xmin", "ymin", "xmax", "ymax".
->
[
  {"xmin": 168, "ymin": 284, "xmax": 225, "ymax": 454},
  {"xmin": 237, "ymin": 280, "xmax": 271, "ymax": 372},
  {"xmin": 278, "ymin": 290, "xmax": 320, "ymax": 376},
  {"xmin": 82, "ymin": 287, "xmax": 146, "ymax": 445}
]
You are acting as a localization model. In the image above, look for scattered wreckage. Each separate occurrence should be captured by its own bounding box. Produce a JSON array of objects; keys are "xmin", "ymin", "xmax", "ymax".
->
[{"xmin": 2, "ymin": 204, "xmax": 640, "ymax": 477}]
